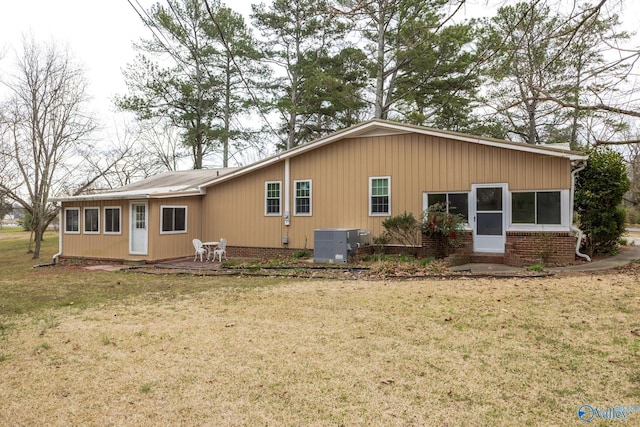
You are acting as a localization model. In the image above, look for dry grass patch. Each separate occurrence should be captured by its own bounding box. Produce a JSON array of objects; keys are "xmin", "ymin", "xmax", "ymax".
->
[
  {"xmin": 1, "ymin": 268, "xmax": 640, "ymax": 425},
  {"xmin": 1, "ymin": 233, "xmax": 640, "ymax": 425}
]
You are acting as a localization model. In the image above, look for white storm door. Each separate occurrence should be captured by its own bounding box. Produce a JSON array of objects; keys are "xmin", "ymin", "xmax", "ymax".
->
[
  {"xmin": 130, "ymin": 202, "xmax": 148, "ymax": 255},
  {"xmin": 472, "ymin": 184, "xmax": 507, "ymax": 253}
]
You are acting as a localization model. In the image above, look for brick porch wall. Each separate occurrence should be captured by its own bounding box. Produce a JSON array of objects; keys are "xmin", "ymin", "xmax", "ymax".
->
[
  {"xmin": 227, "ymin": 246, "xmax": 302, "ymax": 259},
  {"xmin": 421, "ymin": 232, "xmax": 473, "ymax": 265},
  {"xmin": 229, "ymin": 231, "xmax": 576, "ymax": 266},
  {"xmin": 504, "ymin": 231, "xmax": 576, "ymax": 267},
  {"xmin": 421, "ymin": 231, "xmax": 576, "ymax": 267},
  {"xmin": 231, "ymin": 244, "xmax": 377, "ymax": 261}
]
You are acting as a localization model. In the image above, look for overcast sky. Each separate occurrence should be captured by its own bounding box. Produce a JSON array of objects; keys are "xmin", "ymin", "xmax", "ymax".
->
[
  {"xmin": 1, "ymin": 0, "xmax": 638, "ymax": 149},
  {"xmin": 0, "ymin": 0, "xmax": 253, "ymax": 129}
]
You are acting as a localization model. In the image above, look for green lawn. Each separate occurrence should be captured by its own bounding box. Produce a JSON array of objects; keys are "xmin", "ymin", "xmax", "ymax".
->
[{"xmin": 1, "ymin": 231, "xmax": 639, "ymax": 425}]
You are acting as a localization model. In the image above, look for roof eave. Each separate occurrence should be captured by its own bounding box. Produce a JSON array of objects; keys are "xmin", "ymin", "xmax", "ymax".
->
[
  {"xmin": 199, "ymin": 119, "xmax": 587, "ymax": 189},
  {"xmin": 51, "ymin": 189, "xmax": 204, "ymax": 203}
]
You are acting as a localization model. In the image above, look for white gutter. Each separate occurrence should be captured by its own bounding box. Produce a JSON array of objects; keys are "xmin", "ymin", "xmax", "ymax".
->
[
  {"xmin": 51, "ymin": 189, "xmax": 203, "ymax": 203},
  {"xmin": 570, "ymin": 160, "xmax": 591, "ymax": 262},
  {"xmin": 52, "ymin": 203, "xmax": 63, "ymax": 264}
]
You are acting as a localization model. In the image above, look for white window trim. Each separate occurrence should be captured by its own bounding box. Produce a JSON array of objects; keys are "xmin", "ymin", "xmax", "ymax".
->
[
  {"xmin": 293, "ymin": 179, "xmax": 312, "ymax": 216},
  {"xmin": 103, "ymin": 206, "xmax": 122, "ymax": 235},
  {"xmin": 160, "ymin": 205, "xmax": 188, "ymax": 235},
  {"xmin": 369, "ymin": 176, "xmax": 391, "ymax": 216},
  {"xmin": 83, "ymin": 207, "xmax": 100, "ymax": 234},
  {"xmin": 64, "ymin": 207, "xmax": 80, "ymax": 234},
  {"xmin": 508, "ymin": 189, "xmax": 570, "ymax": 232},
  {"xmin": 422, "ymin": 191, "xmax": 472, "ymax": 230},
  {"xmin": 265, "ymin": 181, "xmax": 282, "ymax": 216}
]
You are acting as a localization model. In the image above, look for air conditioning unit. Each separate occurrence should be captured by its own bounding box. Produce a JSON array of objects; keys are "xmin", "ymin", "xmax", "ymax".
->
[
  {"xmin": 358, "ymin": 230, "xmax": 370, "ymax": 246},
  {"xmin": 313, "ymin": 228, "xmax": 360, "ymax": 263}
]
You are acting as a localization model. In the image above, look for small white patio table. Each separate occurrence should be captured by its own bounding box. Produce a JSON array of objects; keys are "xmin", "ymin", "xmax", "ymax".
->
[{"xmin": 202, "ymin": 241, "xmax": 219, "ymax": 261}]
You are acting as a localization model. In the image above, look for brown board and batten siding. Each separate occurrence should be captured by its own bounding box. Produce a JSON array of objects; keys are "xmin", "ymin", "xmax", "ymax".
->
[
  {"xmin": 60, "ymin": 199, "xmax": 130, "ymax": 260},
  {"xmin": 150, "ymin": 196, "xmax": 203, "ymax": 261},
  {"xmin": 60, "ymin": 196, "xmax": 203, "ymax": 261},
  {"xmin": 202, "ymin": 162, "xmax": 285, "ymax": 248},
  {"xmin": 201, "ymin": 131, "xmax": 573, "ymax": 250}
]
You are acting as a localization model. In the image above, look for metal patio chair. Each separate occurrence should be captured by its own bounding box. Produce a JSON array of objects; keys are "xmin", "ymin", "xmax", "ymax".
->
[
  {"xmin": 212, "ymin": 238, "xmax": 227, "ymax": 262},
  {"xmin": 193, "ymin": 238, "xmax": 207, "ymax": 262}
]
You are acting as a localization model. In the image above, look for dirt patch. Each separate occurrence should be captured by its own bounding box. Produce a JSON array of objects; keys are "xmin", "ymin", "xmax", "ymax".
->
[{"xmin": 83, "ymin": 265, "xmax": 131, "ymax": 272}]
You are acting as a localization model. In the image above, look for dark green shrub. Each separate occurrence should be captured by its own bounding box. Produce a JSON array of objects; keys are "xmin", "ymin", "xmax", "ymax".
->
[
  {"xmin": 382, "ymin": 212, "xmax": 422, "ymax": 256},
  {"xmin": 575, "ymin": 147, "xmax": 630, "ymax": 256}
]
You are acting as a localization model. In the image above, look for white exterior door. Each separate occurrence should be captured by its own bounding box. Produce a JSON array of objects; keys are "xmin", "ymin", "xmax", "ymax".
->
[
  {"xmin": 472, "ymin": 184, "xmax": 507, "ymax": 253},
  {"xmin": 130, "ymin": 202, "xmax": 148, "ymax": 255}
]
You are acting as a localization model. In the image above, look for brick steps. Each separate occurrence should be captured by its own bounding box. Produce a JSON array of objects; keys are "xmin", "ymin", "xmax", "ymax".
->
[{"xmin": 470, "ymin": 252, "xmax": 505, "ymax": 264}]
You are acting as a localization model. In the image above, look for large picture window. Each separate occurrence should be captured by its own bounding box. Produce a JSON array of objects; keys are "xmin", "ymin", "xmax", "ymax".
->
[
  {"xmin": 104, "ymin": 207, "xmax": 121, "ymax": 234},
  {"xmin": 512, "ymin": 191, "xmax": 561, "ymax": 225},
  {"xmin": 64, "ymin": 208, "xmax": 80, "ymax": 234},
  {"xmin": 294, "ymin": 180, "xmax": 312, "ymax": 216},
  {"xmin": 369, "ymin": 176, "xmax": 390, "ymax": 216},
  {"xmin": 84, "ymin": 207, "xmax": 100, "ymax": 234},
  {"xmin": 161, "ymin": 206, "xmax": 187, "ymax": 233},
  {"xmin": 426, "ymin": 192, "xmax": 469, "ymax": 222},
  {"xmin": 265, "ymin": 181, "xmax": 281, "ymax": 216}
]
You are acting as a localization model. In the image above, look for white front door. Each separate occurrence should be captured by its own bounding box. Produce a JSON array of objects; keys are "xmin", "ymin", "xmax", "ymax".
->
[
  {"xmin": 472, "ymin": 184, "xmax": 507, "ymax": 253},
  {"xmin": 130, "ymin": 202, "xmax": 148, "ymax": 255}
]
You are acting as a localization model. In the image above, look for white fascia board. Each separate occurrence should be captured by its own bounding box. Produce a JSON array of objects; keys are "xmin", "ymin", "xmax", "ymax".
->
[
  {"xmin": 364, "ymin": 120, "xmax": 588, "ymax": 161},
  {"xmin": 51, "ymin": 189, "xmax": 203, "ymax": 203}
]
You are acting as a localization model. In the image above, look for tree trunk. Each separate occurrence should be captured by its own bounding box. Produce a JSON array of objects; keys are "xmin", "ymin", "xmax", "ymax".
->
[
  {"xmin": 527, "ymin": 99, "xmax": 537, "ymax": 144},
  {"xmin": 374, "ymin": 2, "xmax": 386, "ymax": 119},
  {"xmin": 31, "ymin": 206, "xmax": 42, "ymax": 258},
  {"xmin": 223, "ymin": 57, "xmax": 231, "ymax": 167},
  {"xmin": 570, "ymin": 53, "xmax": 583, "ymax": 148},
  {"xmin": 288, "ymin": 73, "xmax": 298, "ymax": 150}
]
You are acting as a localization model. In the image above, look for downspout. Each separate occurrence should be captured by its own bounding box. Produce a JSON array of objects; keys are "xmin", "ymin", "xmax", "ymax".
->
[
  {"xmin": 570, "ymin": 160, "xmax": 591, "ymax": 262},
  {"xmin": 52, "ymin": 203, "xmax": 63, "ymax": 264},
  {"xmin": 282, "ymin": 159, "xmax": 290, "ymax": 247},
  {"xmin": 284, "ymin": 158, "xmax": 290, "ymax": 225}
]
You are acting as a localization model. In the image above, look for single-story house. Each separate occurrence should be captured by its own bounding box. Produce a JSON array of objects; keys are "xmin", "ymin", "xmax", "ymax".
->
[{"xmin": 51, "ymin": 119, "xmax": 589, "ymax": 266}]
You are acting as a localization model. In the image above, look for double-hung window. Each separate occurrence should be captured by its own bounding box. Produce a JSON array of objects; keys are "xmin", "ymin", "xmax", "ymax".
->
[
  {"xmin": 64, "ymin": 208, "xmax": 80, "ymax": 234},
  {"xmin": 426, "ymin": 193, "xmax": 469, "ymax": 222},
  {"xmin": 369, "ymin": 176, "xmax": 391, "ymax": 216},
  {"xmin": 512, "ymin": 191, "xmax": 561, "ymax": 225},
  {"xmin": 84, "ymin": 207, "xmax": 100, "ymax": 234},
  {"xmin": 161, "ymin": 206, "xmax": 187, "ymax": 233},
  {"xmin": 104, "ymin": 207, "xmax": 121, "ymax": 234},
  {"xmin": 294, "ymin": 180, "xmax": 312, "ymax": 216},
  {"xmin": 265, "ymin": 181, "xmax": 282, "ymax": 216}
]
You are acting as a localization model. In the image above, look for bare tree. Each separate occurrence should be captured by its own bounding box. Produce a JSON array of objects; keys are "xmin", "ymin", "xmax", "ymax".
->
[
  {"xmin": 71, "ymin": 117, "xmax": 183, "ymax": 193},
  {"xmin": 137, "ymin": 120, "xmax": 189, "ymax": 173},
  {"xmin": 0, "ymin": 37, "xmax": 97, "ymax": 258}
]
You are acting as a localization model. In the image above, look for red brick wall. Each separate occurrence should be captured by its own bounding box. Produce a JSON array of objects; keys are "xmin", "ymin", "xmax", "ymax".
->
[
  {"xmin": 421, "ymin": 231, "xmax": 575, "ymax": 266},
  {"xmin": 229, "ymin": 231, "xmax": 576, "ymax": 267},
  {"xmin": 421, "ymin": 232, "xmax": 472, "ymax": 261},
  {"xmin": 504, "ymin": 231, "xmax": 575, "ymax": 266},
  {"xmin": 227, "ymin": 246, "xmax": 301, "ymax": 260}
]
